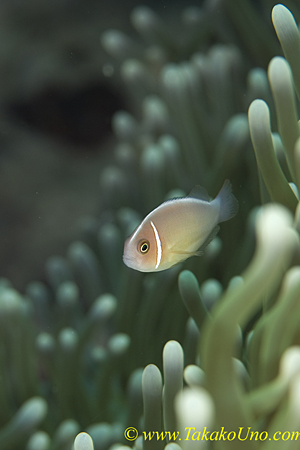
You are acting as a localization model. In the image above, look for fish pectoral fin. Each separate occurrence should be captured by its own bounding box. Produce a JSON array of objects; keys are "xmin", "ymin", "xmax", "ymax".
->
[
  {"xmin": 169, "ymin": 226, "xmax": 220, "ymax": 259},
  {"xmin": 170, "ymin": 250, "xmax": 203, "ymax": 257},
  {"xmin": 198, "ymin": 225, "xmax": 220, "ymax": 251},
  {"xmin": 192, "ymin": 250, "xmax": 203, "ymax": 257}
]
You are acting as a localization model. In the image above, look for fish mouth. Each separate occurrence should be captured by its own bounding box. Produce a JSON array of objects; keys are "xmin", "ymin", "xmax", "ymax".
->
[{"xmin": 122, "ymin": 254, "xmax": 135, "ymax": 268}]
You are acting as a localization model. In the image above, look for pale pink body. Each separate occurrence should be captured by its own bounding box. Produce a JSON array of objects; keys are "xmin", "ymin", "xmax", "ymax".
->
[{"xmin": 123, "ymin": 180, "xmax": 238, "ymax": 272}]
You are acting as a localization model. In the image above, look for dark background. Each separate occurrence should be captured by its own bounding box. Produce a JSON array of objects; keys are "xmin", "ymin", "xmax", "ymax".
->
[{"xmin": 0, "ymin": 0, "xmax": 187, "ymax": 289}]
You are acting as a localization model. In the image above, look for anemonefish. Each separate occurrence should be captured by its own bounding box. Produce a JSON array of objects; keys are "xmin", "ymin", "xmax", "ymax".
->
[{"xmin": 123, "ymin": 180, "xmax": 238, "ymax": 272}]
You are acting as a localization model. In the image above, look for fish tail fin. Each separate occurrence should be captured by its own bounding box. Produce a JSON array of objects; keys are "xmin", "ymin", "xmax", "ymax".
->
[{"xmin": 215, "ymin": 179, "xmax": 239, "ymax": 223}]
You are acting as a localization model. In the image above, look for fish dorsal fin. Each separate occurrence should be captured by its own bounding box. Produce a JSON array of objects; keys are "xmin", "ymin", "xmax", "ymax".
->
[{"xmin": 188, "ymin": 185, "xmax": 210, "ymax": 201}]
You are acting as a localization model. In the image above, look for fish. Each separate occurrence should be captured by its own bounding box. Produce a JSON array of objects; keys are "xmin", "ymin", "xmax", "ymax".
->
[{"xmin": 123, "ymin": 180, "xmax": 238, "ymax": 272}]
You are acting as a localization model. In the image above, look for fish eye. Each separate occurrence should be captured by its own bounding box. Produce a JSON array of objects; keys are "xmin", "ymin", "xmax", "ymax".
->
[{"xmin": 138, "ymin": 240, "xmax": 150, "ymax": 254}]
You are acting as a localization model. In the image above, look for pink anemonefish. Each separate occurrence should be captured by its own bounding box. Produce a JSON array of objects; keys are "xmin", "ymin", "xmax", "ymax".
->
[{"xmin": 123, "ymin": 180, "xmax": 238, "ymax": 272}]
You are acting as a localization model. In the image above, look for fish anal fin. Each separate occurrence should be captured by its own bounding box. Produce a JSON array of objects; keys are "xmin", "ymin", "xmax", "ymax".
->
[
  {"xmin": 188, "ymin": 185, "xmax": 210, "ymax": 202},
  {"xmin": 215, "ymin": 179, "xmax": 239, "ymax": 222}
]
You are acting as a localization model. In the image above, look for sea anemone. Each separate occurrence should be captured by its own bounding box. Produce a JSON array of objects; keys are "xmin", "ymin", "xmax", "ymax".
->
[{"xmin": 1, "ymin": 2, "xmax": 300, "ymax": 450}]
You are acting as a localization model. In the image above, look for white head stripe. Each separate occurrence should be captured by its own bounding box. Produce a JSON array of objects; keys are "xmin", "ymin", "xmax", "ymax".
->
[
  {"xmin": 129, "ymin": 220, "xmax": 144, "ymax": 244},
  {"xmin": 150, "ymin": 221, "xmax": 162, "ymax": 269}
]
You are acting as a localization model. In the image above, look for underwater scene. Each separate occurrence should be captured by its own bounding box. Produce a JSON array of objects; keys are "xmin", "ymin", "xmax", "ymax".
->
[{"xmin": 1, "ymin": 0, "xmax": 300, "ymax": 449}]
